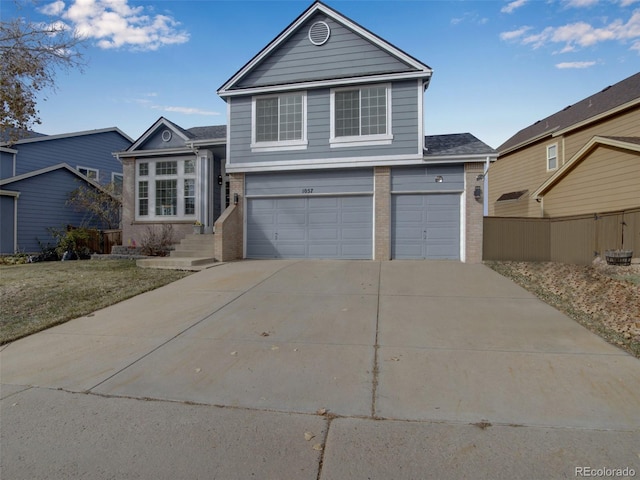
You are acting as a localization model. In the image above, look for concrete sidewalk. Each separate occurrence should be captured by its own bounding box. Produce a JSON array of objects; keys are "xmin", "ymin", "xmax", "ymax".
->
[{"xmin": 2, "ymin": 260, "xmax": 639, "ymax": 479}]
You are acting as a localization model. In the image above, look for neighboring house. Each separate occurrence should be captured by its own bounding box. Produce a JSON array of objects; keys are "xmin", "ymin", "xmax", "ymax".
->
[
  {"xmin": 489, "ymin": 71, "xmax": 640, "ymax": 218},
  {"xmin": 211, "ymin": 1, "xmax": 496, "ymax": 262},
  {"xmin": 117, "ymin": 117, "xmax": 227, "ymax": 244},
  {"xmin": 0, "ymin": 128, "xmax": 132, "ymax": 254}
]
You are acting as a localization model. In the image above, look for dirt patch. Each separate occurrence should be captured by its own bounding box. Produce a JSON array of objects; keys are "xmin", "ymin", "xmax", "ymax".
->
[{"xmin": 487, "ymin": 259, "xmax": 640, "ymax": 358}]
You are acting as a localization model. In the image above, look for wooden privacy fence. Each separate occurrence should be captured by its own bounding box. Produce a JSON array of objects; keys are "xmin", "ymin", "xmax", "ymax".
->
[
  {"xmin": 67, "ymin": 226, "xmax": 122, "ymax": 254},
  {"xmin": 483, "ymin": 208, "xmax": 639, "ymax": 264}
]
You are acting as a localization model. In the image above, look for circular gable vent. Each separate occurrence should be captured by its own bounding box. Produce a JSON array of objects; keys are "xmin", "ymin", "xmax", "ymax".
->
[{"xmin": 308, "ymin": 21, "xmax": 330, "ymax": 46}]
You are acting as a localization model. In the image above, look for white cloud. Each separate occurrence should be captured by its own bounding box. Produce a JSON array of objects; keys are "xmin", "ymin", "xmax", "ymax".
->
[
  {"xmin": 501, "ymin": 8, "xmax": 640, "ymax": 53},
  {"xmin": 620, "ymin": 0, "xmax": 640, "ymax": 6},
  {"xmin": 39, "ymin": 0, "xmax": 66, "ymax": 16},
  {"xmin": 502, "ymin": 0, "xmax": 528, "ymax": 14},
  {"xmin": 563, "ymin": 0, "xmax": 599, "ymax": 7},
  {"xmin": 154, "ymin": 106, "xmax": 220, "ymax": 116},
  {"xmin": 555, "ymin": 60, "xmax": 597, "ymax": 68},
  {"xmin": 500, "ymin": 26, "xmax": 532, "ymax": 40},
  {"xmin": 40, "ymin": 0, "xmax": 189, "ymax": 51}
]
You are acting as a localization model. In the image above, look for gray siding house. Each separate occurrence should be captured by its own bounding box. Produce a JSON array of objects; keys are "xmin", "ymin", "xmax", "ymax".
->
[
  {"xmin": 0, "ymin": 128, "xmax": 132, "ymax": 254},
  {"xmin": 214, "ymin": 1, "xmax": 496, "ymax": 262}
]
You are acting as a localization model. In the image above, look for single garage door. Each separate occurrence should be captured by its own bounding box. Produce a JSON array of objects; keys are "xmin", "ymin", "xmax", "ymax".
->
[
  {"xmin": 391, "ymin": 165, "xmax": 463, "ymax": 260},
  {"xmin": 246, "ymin": 170, "xmax": 373, "ymax": 259},
  {"xmin": 392, "ymin": 193, "xmax": 460, "ymax": 259}
]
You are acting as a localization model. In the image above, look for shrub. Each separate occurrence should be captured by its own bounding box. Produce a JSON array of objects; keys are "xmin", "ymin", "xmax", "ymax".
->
[{"xmin": 140, "ymin": 224, "xmax": 174, "ymax": 256}]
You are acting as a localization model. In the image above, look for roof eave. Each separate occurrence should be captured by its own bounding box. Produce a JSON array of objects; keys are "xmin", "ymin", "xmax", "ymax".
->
[
  {"xmin": 533, "ymin": 135, "xmax": 640, "ymax": 198},
  {"xmin": 552, "ymin": 97, "xmax": 640, "ymax": 138},
  {"xmin": 219, "ymin": 71, "xmax": 431, "ymax": 98}
]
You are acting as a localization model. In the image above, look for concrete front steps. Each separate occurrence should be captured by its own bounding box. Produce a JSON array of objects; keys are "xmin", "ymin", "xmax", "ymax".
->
[{"xmin": 137, "ymin": 234, "xmax": 217, "ymax": 270}]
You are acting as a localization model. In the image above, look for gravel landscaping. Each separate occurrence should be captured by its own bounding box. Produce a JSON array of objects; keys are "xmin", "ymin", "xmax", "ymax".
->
[{"xmin": 487, "ymin": 259, "xmax": 640, "ymax": 358}]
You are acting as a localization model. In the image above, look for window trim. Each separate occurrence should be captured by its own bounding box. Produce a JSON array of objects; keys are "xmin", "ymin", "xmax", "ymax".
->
[
  {"xmin": 330, "ymin": 83, "xmax": 393, "ymax": 148},
  {"xmin": 77, "ymin": 166, "xmax": 99, "ymax": 181},
  {"xmin": 134, "ymin": 157, "xmax": 198, "ymax": 221},
  {"xmin": 546, "ymin": 143, "xmax": 558, "ymax": 171},
  {"xmin": 251, "ymin": 91, "xmax": 308, "ymax": 152}
]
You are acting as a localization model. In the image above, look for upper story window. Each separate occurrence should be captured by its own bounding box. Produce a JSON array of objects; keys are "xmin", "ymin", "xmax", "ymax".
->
[
  {"xmin": 78, "ymin": 166, "xmax": 99, "ymax": 181},
  {"xmin": 330, "ymin": 83, "xmax": 393, "ymax": 148},
  {"xmin": 547, "ymin": 144, "xmax": 558, "ymax": 171},
  {"xmin": 135, "ymin": 158, "xmax": 197, "ymax": 220},
  {"xmin": 251, "ymin": 92, "xmax": 307, "ymax": 152}
]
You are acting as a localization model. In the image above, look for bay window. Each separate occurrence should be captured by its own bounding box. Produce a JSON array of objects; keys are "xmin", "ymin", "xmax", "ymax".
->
[{"xmin": 136, "ymin": 158, "xmax": 197, "ymax": 220}]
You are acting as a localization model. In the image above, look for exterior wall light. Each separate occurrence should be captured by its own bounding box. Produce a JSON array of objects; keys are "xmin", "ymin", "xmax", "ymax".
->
[
  {"xmin": 474, "ymin": 186, "xmax": 482, "ymax": 202},
  {"xmin": 233, "ymin": 193, "xmax": 239, "ymax": 205},
  {"xmin": 435, "ymin": 176, "xmax": 443, "ymax": 183}
]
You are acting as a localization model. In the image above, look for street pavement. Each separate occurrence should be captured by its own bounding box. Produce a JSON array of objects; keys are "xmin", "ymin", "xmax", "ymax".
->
[{"xmin": 2, "ymin": 260, "xmax": 639, "ymax": 479}]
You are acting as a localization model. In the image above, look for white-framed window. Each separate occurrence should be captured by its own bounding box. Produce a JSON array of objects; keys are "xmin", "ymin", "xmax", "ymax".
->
[
  {"xmin": 251, "ymin": 92, "xmax": 307, "ymax": 152},
  {"xmin": 78, "ymin": 166, "xmax": 99, "ymax": 181},
  {"xmin": 330, "ymin": 83, "xmax": 393, "ymax": 148},
  {"xmin": 135, "ymin": 158, "xmax": 197, "ymax": 220},
  {"xmin": 547, "ymin": 143, "xmax": 558, "ymax": 171}
]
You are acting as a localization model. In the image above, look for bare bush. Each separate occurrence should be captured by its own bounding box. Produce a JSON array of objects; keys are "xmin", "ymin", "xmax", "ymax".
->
[{"xmin": 140, "ymin": 224, "xmax": 174, "ymax": 256}]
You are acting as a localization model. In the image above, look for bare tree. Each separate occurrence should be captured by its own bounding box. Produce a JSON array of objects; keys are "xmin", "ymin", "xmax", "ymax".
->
[
  {"xmin": 67, "ymin": 182, "xmax": 122, "ymax": 230},
  {"xmin": 1, "ymin": 3, "xmax": 85, "ymax": 142}
]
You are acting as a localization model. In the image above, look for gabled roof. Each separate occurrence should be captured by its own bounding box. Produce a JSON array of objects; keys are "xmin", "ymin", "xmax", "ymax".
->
[
  {"xmin": 424, "ymin": 133, "xmax": 496, "ymax": 158},
  {"xmin": 1, "ymin": 127, "xmax": 132, "ymax": 147},
  {"xmin": 532, "ymin": 135, "xmax": 640, "ymax": 198},
  {"xmin": 124, "ymin": 118, "xmax": 226, "ymax": 153},
  {"xmin": 119, "ymin": 117, "xmax": 226, "ymax": 158},
  {"xmin": 498, "ymin": 72, "xmax": 640, "ymax": 154},
  {"xmin": 218, "ymin": 1, "xmax": 432, "ymax": 96},
  {"xmin": 0, "ymin": 162, "xmax": 107, "ymax": 192}
]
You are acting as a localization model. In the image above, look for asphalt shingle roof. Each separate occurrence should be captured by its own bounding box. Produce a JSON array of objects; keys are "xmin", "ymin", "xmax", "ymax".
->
[
  {"xmin": 498, "ymin": 72, "xmax": 640, "ymax": 153},
  {"xmin": 424, "ymin": 133, "xmax": 496, "ymax": 157},
  {"xmin": 187, "ymin": 125, "xmax": 227, "ymax": 140}
]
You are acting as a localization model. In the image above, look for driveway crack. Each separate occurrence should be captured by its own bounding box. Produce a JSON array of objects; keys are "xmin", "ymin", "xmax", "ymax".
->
[{"xmin": 371, "ymin": 261, "xmax": 382, "ymax": 418}]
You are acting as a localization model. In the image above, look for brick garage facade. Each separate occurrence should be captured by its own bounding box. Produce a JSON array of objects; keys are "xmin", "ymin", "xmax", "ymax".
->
[
  {"xmin": 464, "ymin": 162, "xmax": 485, "ymax": 264},
  {"xmin": 374, "ymin": 167, "xmax": 391, "ymax": 260}
]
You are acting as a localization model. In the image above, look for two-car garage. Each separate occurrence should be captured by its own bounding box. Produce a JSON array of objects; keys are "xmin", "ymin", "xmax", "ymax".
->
[
  {"xmin": 244, "ymin": 166, "xmax": 463, "ymax": 260},
  {"xmin": 245, "ymin": 169, "xmax": 373, "ymax": 259}
]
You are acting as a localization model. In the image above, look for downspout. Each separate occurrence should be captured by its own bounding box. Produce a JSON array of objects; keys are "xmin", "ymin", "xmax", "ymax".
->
[{"xmin": 483, "ymin": 156, "xmax": 490, "ymax": 217}]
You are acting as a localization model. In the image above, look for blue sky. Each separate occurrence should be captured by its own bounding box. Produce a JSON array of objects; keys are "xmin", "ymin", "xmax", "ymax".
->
[{"xmin": 4, "ymin": 0, "xmax": 640, "ymax": 148}]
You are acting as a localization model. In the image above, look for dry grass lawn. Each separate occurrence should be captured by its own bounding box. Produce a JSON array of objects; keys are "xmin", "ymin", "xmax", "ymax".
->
[
  {"xmin": 1, "ymin": 260, "xmax": 192, "ymax": 344},
  {"xmin": 488, "ymin": 260, "xmax": 640, "ymax": 358}
]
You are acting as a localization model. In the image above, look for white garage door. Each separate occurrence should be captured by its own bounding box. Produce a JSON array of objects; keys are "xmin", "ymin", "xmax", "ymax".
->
[
  {"xmin": 247, "ymin": 195, "xmax": 373, "ymax": 259},
  {"xmin": 392, "ymin": 193, "xmax": 460, "ymax": 259}
]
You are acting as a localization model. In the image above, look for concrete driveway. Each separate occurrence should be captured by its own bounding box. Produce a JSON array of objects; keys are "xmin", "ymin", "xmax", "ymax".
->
[{"xmin": 2, "ymin": 260, "xmax": 639, "ymax": 479}]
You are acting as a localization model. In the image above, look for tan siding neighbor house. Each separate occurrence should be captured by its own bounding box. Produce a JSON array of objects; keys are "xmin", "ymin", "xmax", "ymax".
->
[{"xmin": 489, "ymin": 72, "xmax": 640, "ymax": 219}]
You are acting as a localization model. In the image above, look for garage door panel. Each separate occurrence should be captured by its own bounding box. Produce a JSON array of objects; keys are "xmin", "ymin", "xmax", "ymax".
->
[
  {"xmin": 392, "ymin": 193, "xmax": 460, "ymax": 260},
  {"xmin": 308, "ymin": 227, "xmax": 339, "ymax": 240},
  {"xmin": 309, "ymin": 212, "xmax": 339, "ymax": 224},
  {"xmin": 247, "ymin": 195, "xmax": 372, "ymax": 259}
]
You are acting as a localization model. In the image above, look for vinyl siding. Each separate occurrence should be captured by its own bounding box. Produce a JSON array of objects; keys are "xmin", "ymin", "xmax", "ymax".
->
[
  {"xmin": 9, "ymin": 169, "xmax": 106, "ymax": 253},
  {"xmin": 14, "ymin": 131, "xmax": 129, "ymax": 185},
  {"xmin": 229, "ymin": 80, "xmax": 420, "ymax": 167},
  {"xmin": 543, "ymin": 145, "xmax": 640, "ymax": 217},
  {"xmin": 237, "ymin": 13, "xmax": 414, "ymax": 89},
  {"xmin": 138, "ymin": 128, "xmax": 190, "ymax": 150},
  {"xmin": 245, "ymin": 168, "xmax": 373, "ymax": 196},
  {"xmin": 561, "ymin": 108, "xmax": 639, "ymax": 161},
  {"xmin": 489, "ymin": 139, "xmax": 550, "ymax": 217},
  {"xmin": 391, "ymin": 165, "xmax": 464, "ymax": 192},
  {"xmin": 0, "ymin": 195, "xmax": 16, "ymax": 254},
  {"xmin": 1, "ymin": 151, "xmax": 15, "ymax": 180}
]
